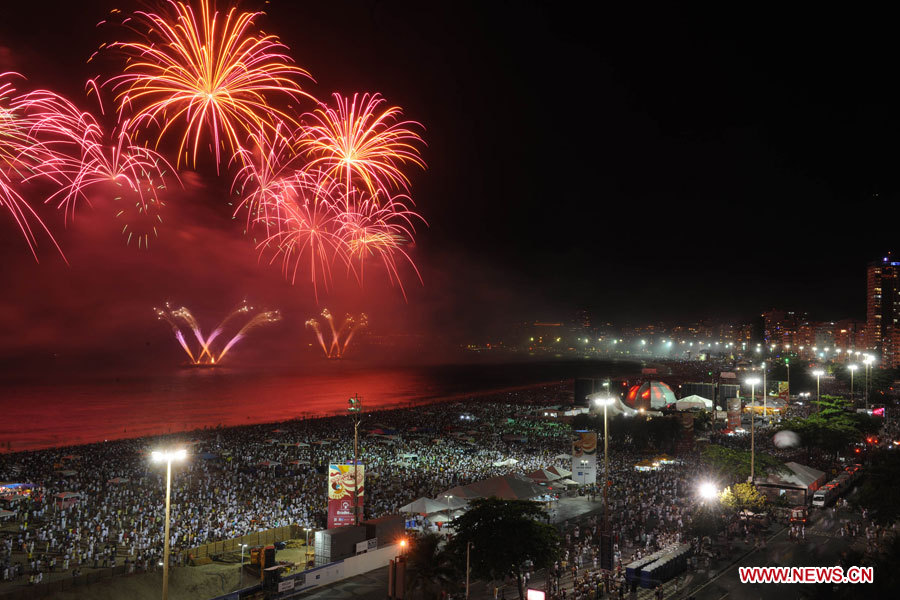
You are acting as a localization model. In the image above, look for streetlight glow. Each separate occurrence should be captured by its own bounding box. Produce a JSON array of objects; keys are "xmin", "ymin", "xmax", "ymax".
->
[{"xmin": 699, "ymin": 482, "xmax": 717, "ymax": 500}]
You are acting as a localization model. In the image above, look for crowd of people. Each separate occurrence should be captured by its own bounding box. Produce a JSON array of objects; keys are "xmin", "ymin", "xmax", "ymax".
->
[{"xmin": 0, "ymin": 382, "xmax": 573, "ymax": 588}]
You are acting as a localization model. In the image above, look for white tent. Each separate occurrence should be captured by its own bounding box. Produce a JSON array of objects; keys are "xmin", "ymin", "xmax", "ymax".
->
[
  {"xmin": 399, "ymin": 497, "xmax": 450, "ymax": 515},
  {"xmin": 586, "ymin": 393, "xmax": 638, "ymax": 417},
  {"xmin": 674, "ymin": 395, "xmax": 713, "ymax": 410}
]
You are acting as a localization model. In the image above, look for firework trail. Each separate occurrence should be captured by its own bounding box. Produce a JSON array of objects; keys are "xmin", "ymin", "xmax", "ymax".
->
[
  {"xmin": 155, "ymin": 304, "xmax": 198, "ymax": 363},
  {"xmin": 106, "ymin": 0, "xmax": 313, "ymax": 169},
  {"xmin": 0, "ymin": 73, "xmax": 65, "ymax": 261},
  {"xmin": 217, "ymin": 309, "xmax": 281, "ymax": 362},
  {"xmin": 155, "ymin": 302, "xmax": 280, "ymax": 365},
  {"xmin": 305, "ymin": 317, "xmax": 327, "ymax": 356},
  {"xmin": 305, "ymin": 308, "xmax": 367, "ymax": 358},
  {"xmin": 300, "ymin": 92, "xmax": 425, "ymax": 204}
]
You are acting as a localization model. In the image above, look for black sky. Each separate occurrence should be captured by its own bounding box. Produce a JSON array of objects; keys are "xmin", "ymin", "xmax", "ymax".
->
[{"xmin": 2, "ymin": 0, "xmax": 900, "ymax": 359}]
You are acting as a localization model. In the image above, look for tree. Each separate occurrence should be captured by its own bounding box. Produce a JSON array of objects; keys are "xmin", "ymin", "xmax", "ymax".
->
[
  {"xmin": 405, "ymin": 532, "xmax": 459, "ymax": 599},
  {"xmin": 689, "ymin": 503, "xmax": 725, "ymax": 539},
  {"xmin": 701, "ymin": 444, "xmax": 784, "ymax": 482},
  {"xmin": 780, "ymin": 396, "xmax": 878, "ymax": 461},
  {"xmin": 854, "ymin": 450, "xmax": 900, "ymax": 524},
  {"xmin": 448, "ymin": 498, "xmax": 558, "ymax": 600},
  {"xmin": 719, "ymin": 483, "xmax": 766, "ymax": 513}
]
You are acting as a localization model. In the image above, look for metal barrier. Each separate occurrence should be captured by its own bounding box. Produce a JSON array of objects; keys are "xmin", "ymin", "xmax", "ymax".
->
[
  {"xmin": 0, "ymin": 565, "xmax": 132, "ymax": 598},
  {"xmin": 186, "ymin": 524, "xmax": 302, "ymax": 560}
]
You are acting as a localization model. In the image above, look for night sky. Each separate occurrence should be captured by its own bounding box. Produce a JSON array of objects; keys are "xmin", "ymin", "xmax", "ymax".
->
[{"xmin": 2, "ymin": 1, "xmax": 899, "ymax": 366}]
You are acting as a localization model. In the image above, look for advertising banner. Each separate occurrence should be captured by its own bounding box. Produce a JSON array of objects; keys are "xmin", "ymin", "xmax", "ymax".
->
[
  {"xmin": 776, "ymin": 381, "xmax": 789, "ymax": 399},
  {"xmin": 327, "ymin": 463, "xmax": 365, "ymax": 528},
  {"xmin": 727, "ymin": 398, "xmax": 741, "ymax": 430},
  {"xmin": 572, "ymin": 431, "xmax": 597, "ymax": 485}
]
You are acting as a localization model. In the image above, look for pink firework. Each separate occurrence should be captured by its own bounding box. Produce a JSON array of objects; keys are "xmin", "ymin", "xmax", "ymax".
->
[
  {"xmin": 231, "ymin": 124, "xmax": 306, "ymax": 234},
  {"xmin": 0, "ymin": 73, "xmax": 64, "ymax": 261},
  {"xmin": 19, "ymin": 89, "xmax": 176, "ymax": 225},
  {"xmin": 300, "ymin": 92, "xmax": 425, "ymax": 202},
  {"xmin": 337, "ymin": 190, "xmax": 425, "ymax": 296},
  {"xmin": 257, "ymin": 169, "xmax": 348, "ymax": 298}
]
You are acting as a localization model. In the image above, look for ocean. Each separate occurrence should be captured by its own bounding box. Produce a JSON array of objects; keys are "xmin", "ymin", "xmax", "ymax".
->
[{"xmin": 0, "ymin": 358, "xmax": 638, "ymax": 451}]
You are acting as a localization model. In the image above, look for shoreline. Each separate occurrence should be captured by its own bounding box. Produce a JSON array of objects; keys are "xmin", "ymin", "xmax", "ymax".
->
[{"xmin": 0, "ymin": 378, "xmax": 575, "ymax": 455}]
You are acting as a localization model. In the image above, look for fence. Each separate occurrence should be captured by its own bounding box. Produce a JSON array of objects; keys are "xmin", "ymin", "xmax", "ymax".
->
[
  {"xmin": 0, "ymin": 525, "xmax": 304, "ymax": 598},
  {"xmin": 186, "ymin": 524, "xmax": 303, "ymax": 560},
  {"xmin": 208, "ymin": 542, "xmax": 400, "ymax": 600},
  {"xmin": 0, "ymin": 565, "xmax": 133, "ymax": 599}
]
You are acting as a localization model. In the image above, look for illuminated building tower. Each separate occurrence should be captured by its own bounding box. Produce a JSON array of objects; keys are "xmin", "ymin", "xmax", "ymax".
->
[{"xmin": 866, "ymin": 255, "xmax": 900, "ymax": 367}]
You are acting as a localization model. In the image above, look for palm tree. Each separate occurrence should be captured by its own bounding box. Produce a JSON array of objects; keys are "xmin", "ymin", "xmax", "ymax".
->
[{"xmin": 405, "ymin": 532, "xmax": 459, "ymax": 599}]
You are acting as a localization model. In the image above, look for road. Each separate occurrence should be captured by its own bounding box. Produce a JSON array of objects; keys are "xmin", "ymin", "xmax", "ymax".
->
[{"xmin": 686, "ymin": 509, "xmax": 862, "ymax": 600}]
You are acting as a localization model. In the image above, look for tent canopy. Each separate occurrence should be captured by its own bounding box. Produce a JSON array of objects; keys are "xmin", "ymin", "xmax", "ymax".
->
[
  {"xmin": 445, "ymin": 474, "xmax": 545, "ymax": 501},
  {"xmin": 525, "ymin": 468, "xmax": 563, "ymax": 483},
  {"xmin": 755, "ymin": 462, "xmax": 824, "ymax": 489},
  {"xmin": 399, "ymin": 497, "xmax": 450, "ymax": 515},
  {"xmin": 546, "ymin": 466, "xmax": 572, "ymax": 478},
  {"xmin": 673, "ymin": 395, "xmax": 713, "ymax": 410},
  {"xmin": 586, "ymin": 393, "xmax": 639, "ymax": 417}
]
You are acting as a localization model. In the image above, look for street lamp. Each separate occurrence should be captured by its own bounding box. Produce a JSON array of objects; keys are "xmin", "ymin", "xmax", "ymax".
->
[
  {"xmin": 593, "ymin": 396, "xmax": 615, "ymax": 503},
  {"xmin": 240, "ymin": 544, "xmax": 248, "ymax": 587},
  {"xmin": 760, "ymin": 362, "xmax": 768, "ymax": 425},
  {"xmin": 348, "ymin": 394, "xmax": 363, "ymax": 525},
  {"xmin": 698, "ymin": 482, "xmax": 718, "ymax": 501},
  {"xmin": 151, "ymin": 448, "xmax": 187, "ymax": 600},
  {"xmin": 848, "ymin": 365, "xmax": 858, "ymax": 405},
  {"xmin": 745, "ymin": 377, "xmax": 760, "ymax": 482},
  {"xmin": 812, "ymin": 369, "xmax": 825, "ymax": 412},
  {"xmin": 863, "ymin": 355, "xmax": 874, "ymax": 411}
]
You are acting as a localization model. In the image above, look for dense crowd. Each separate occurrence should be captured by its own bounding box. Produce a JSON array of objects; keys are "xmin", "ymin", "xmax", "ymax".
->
[{"xmin": 0, "ymin": 383, "xmax": 573, "ymax": 587}]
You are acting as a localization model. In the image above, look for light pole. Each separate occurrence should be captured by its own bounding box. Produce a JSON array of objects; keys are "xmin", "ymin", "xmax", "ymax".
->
[
  {"xmin": 348, "ymin": 394, "xmax": 363, "ymax": 525},
  {"xmin": 304, "ymin": 528, "xmax": 312, "ymax": 566},
  {"xmin": 863, "ymin": 355, "xmax": 874, "ymax": 411},
  {"xmin": 240, "ymin": 544, "xmax": 248, "ymax": 587},
  {"xmin": 465, "ymin": 541, "xmax": 473, "ymax": 599},
  {"xmin": 812, "ymin": 369, "xmax": 824, "ymax": 412},
  {"xmin": 151, "ymin": 448, "xmax": 187, "ymax": 600},
  {"xmin": 594, "ymin": 396, "xmax": 615, "ymax": 504},
  {"xmin": 760, "ymin": 362, "xmax": 768, "ymax": 425},
  {"xmin": 785, "ymin": 358, "xmax": 790, "ymax": 401},
  {"xmin": 745, "ymin": 377, "xmax": 760, "ymax": 483},
  {"xmin": 848, "ymin": 364, "xmax": 858, "ymax": 405}
]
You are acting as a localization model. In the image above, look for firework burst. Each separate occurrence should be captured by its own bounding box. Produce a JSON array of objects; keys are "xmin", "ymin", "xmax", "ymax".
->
[
  {"xmin": 256, "ymin": 169, "xmax": 349, "ymax": 299},
  {"xmin": 300, "ymin": 92, "xmax": 425, "ymax": 202},
  {"xmin": 0, "ymin": 73, "xmax": 64, "ymax": 261},
  {"xmin": 230, "ymin": 123, "xmax": 305, "ymax": 234},
  {"xmin": 106, "ymin": 0, "xmax": 313, "ymax": 169},
  {"xmin": 337, "ymin": 190, "xmax": 425, "ymax": 296}
]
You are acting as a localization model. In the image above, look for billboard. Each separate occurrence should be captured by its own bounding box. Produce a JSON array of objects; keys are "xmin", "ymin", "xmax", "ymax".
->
[
  {"xmin": 727, "ymin": 398, "xmax": 741, "ymax": 430},
  {"xmin": 328, "ymin": 463, "xmax": 365, "ymax": 528},
  {"xmin": 776, "ymin": 381, "xmax": 789, "ymax": 399},
  {"xmin": 572, "ymin": 431, "xmax": 597, "ymax": 485}
]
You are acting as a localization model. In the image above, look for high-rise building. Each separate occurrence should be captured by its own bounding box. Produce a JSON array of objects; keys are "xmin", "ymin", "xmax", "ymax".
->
[{"xmin": 866, "ymin": 255, "xmax": 900, "ymax": 368}]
